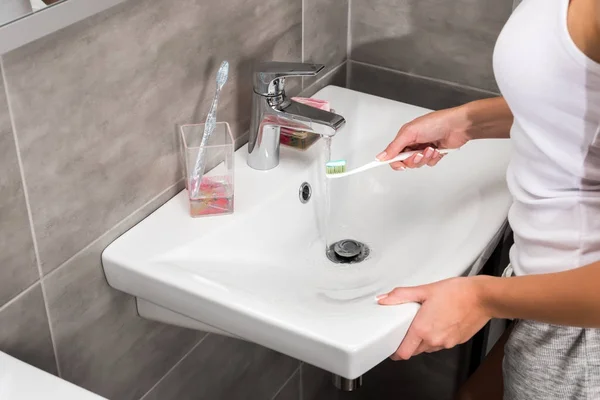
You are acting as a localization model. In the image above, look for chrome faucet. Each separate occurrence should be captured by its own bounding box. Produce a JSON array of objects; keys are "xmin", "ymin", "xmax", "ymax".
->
[{"xmin": 248, "ymin": 62, "xmax": 346, "ymax": 170}]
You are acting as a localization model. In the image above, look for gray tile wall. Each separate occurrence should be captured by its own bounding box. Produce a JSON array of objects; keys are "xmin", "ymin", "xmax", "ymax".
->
[
  {"xmin": 348, "ymin": 0, "xmax": 514, "ymax": 101},
  {"xmin": 0, "ymin": 0, "xmax": 347, "ymax": 398},
  {"xmin": 349, "ymin": 62, "xmax": 495, "ymax": 111},
  {"xmin": 0, "ymin": 71, "xmax": 38, "ymax": 308},
  {"xmin": 303, "ymin": 0, "xmax": 348, "ymax": 87}
]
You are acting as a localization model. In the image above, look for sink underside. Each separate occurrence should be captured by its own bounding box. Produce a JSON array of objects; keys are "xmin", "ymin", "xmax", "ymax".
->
[{"xmin": 102, "ymin": 86, "xmax": 512, "ymax": 379}]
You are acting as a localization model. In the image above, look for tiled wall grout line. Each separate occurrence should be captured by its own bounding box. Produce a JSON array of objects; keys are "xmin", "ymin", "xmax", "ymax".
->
[
  {"xmin": 299, "ymin": 362, "xmax": 304, "ymax": 400},
  {"xmin": 301, "ymin": 0, "xmax": 305, "ymax": 63},
  {"xmin": 235, "ymin": 131, "xmax": 250, "ymax": 150},
  {"xmin": 41, "ymin": 178, "xmax": 184, "ymax": 283},
  {"xmin": 270, "ymin": 364, "xmax": 301, "ymax": 400},
  {"xmin": 350, "ymin": 60, "xmax": 501, "ymax": 96},
  {"xmin": 138, "ymin": 334, "xmax": 211, "ymax": 400},
  {"xmin": 300, "ymin": 0, "xmax": 306, "ymax": 91},
  {"xmin": 300, "ymin": 60, "xmax": 347, "ymax": 96},
  {"xmin": 346, "ymin": 61, "xmax": 352, "ymax": 89},
  {"xmin": 0, "ymin": 56, "xmax": 63, "ymax": 378},
  {"xmin": 301, "ymin": 0, "xmax": 305, "ymax": 90},
  {"xmin": 345, "ymin": 0, "xmax": 352, "ymax": 88},
  {"xmin": 0, "ymin": 280, "xmax": 39, "ymax": 314}
]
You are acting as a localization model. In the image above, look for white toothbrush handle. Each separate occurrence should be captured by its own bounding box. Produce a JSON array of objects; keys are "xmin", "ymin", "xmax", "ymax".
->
[
  {"xmin": 377, "ymin": 148, "xmax": 455, "ymax": 165},
  {"xmin": 326, "ymin": 148, "xmax": 457, "ymax": 179},
  {"xmin": 190, "ymin": 86, "xmax": 221, "ymax": 197}
]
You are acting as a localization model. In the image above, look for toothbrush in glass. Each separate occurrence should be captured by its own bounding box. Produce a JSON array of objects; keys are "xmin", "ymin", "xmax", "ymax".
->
[
  {"xmin": 190, "ymin": 61, "xmax": 229, "ymax": 198},
  {"xmin": 325, "ymin": 148, "xmax": 457, "ymax": 179}
]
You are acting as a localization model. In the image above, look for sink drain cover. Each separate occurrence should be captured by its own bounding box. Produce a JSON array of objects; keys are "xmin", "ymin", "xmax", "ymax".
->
[
  {"xmin": 333, "ymin": 240, "xmax": 362, "ymax": 258},
  {"xmin": 326, "ymin": 239, "xmax": 370, "ymax": 264}
]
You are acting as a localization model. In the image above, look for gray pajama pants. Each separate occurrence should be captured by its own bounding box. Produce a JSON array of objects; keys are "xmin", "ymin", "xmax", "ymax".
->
[{"xmin": 503, "ymin": 319, "xmax": 600, "ymax": 399}]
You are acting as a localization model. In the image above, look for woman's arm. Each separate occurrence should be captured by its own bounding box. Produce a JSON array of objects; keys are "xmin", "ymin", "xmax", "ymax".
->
[
  {"xmin": 377, "ymin": 96, "xmax": 513, "ymax": 169},
  {"xmin": 377, "ymin": 261, "xmax": 600, "ymax": 360},
  {"xmin": 462, "ymin": 97, "xmax": 514, "ymax": 141},
  {"xmin": 480, "ymin": 261, "xmax": 600, "ymax": 328},
  {"xmin": 568, "ymin": 0, "xmax": 600, "ymax": 64},
  {"xmin": 378, "ymin": 262, "xmax": 600, "ymax": 360}
]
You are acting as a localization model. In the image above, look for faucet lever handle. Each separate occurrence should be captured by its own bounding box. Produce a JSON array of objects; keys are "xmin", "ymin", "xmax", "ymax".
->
[{"xmin": 253, "ymin": 62, "xmax": 325, "ymax": 96}]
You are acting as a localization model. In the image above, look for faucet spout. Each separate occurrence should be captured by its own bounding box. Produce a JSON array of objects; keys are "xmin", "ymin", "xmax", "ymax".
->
[
  {"xmin": 247, "ymin": 61, "xmax": 347, "ymax": 171},
  {"xmin": 274, "ymin": 98, "xmax": 346, "ymax": 137},
  {"xmin": 248, "ymin": 95, "xmax": 346, "ymax": 170}
]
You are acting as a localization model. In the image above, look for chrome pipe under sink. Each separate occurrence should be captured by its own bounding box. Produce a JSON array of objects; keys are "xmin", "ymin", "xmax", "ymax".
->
[{"xmin": 332, "ymin": 374, "xmax": 363, "ymax": 391}]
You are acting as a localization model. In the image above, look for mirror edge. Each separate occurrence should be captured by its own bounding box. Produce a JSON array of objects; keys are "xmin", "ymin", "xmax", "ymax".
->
[{"xmin": 0, "ymin": 0, "xmax": 128, "ymax": 55}]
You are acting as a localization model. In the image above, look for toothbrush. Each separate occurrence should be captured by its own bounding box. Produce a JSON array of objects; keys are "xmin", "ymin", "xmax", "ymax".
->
[
  {"xmin": 325, "ymin": 148, "xmax": 456, "ymax": 179},
  {"xmin": 190, "ymin": 61, "xmax": 229, "ymax": 198}
]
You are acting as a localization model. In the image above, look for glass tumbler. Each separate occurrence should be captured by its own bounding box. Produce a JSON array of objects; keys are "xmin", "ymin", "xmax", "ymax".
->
[{"xmin": 180, "ymin": 122, "xmax": 234, "ymax": 217}]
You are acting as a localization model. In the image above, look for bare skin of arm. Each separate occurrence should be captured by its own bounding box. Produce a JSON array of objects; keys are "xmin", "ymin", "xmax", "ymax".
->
[
  {"xmin": 453, "ymin": 261, "xmax": 600, "ymax": 400},
  {"xmin": 379, "ymin": 260, "xmax": 600, "ymax": 361},
  {"xmin": 568, "ymin": 0, "xmax": 600, "ymax": 64},
  {"xmin": 480, "ymin": 262, "xmax": 600, "ymax": 327},
  {"xmin": 462, "ymin": 97, "xmax": 514, "ymax": 141}
]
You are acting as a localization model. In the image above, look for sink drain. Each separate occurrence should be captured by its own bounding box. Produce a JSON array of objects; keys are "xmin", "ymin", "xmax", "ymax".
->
[
  {"xmin": 326, "ymin": 239, "xmax": 370, "ymax": 264},
  {"xmin": 299, "ymin": 182, "xmax": 311, "ymax": 204}
]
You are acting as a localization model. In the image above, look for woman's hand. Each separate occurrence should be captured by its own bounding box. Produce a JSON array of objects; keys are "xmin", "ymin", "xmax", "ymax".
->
[
  {"xmin": 377, "ymin": 277, "xmax": 492, "ymax": 360},
  {"xmin": 377, "ymin": 97, "xmax": 514, "ymax": 170},
  {"xmin": 377, "ymin": 106, "xmax": 471, "ymax": 170}
]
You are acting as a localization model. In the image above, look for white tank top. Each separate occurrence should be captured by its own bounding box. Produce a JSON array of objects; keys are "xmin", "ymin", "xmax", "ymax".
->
[{"xmin": 493, "ymin": 0, "xmax": 600, "ymax": 276}]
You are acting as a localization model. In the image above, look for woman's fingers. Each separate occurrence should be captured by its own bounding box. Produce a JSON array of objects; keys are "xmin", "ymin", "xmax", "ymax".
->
[
  {"xmin": 427, "ymin": 149, "xmax": 444, "ymax": 167},
  {"xmin": 405, "ymin": 148, "xmax": 432, "ymax": 168},
  {"xmin": 391, "ymin": 147, "xmax": 445, "ymax": 171},
  {"xmin": 392, "ymin": 329, "xmax": 423, "ymax": 360},
  {"xmin": 390, "ymin": 161, "xmax": 407, "ymax": 171},
  {"xmin": 425, "ymin": 346, "xmax": 445, "ymax": 354},
  {"xmin": 377, "ymin": 125, "xmax": 418, "ymax": 161}
]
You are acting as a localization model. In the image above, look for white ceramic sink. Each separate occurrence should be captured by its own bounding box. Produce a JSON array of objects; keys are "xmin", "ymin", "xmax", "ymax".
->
[
  {"xmin": 0, "ymin": 352, "xmax": 105, "ymax": 399},
  {"xmin": 102, "ymin": 86, "xmax": 512, "ymax": 379}
]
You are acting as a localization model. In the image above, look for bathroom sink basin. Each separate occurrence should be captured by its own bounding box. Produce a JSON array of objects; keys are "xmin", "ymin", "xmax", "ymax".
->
[{"xmin": 102, "ymin": 86, "xmax": 512, "ymax": 379}]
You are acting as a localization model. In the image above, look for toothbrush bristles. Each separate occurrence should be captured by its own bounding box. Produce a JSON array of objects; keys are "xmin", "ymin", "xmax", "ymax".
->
[{"xmin": 325, "ymin": 159, "xmax": 347, "ymax": 174}]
